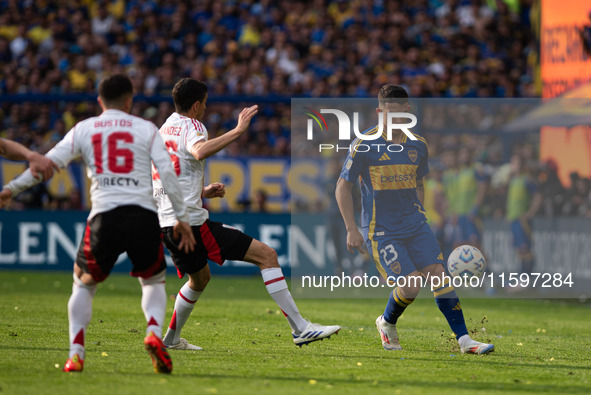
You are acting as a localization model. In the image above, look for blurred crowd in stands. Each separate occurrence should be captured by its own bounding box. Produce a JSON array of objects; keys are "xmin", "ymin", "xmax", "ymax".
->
[
  {"xmin": 1, "ymin": 0, "xmax": 536, "ymax": 153},
  {"xmin": 3, "ymin": 0, "xmax": 586, "ymax": 216},
  {"xmin": 423, "ymin": 134, "xmax": 590, "ymax": 221},
  {"xmin": 320, "ymin": 133, "xmax": 591, "ymax": 220}
]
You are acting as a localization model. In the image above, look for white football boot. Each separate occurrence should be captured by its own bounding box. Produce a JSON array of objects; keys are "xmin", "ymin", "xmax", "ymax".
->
[
  {"xmin": 459, "ymin": 336, "xmax": 494, "ymax": 354},
  {"xmin": 293, "ymin": 321, "xmax": 341, "ymax": 347},
  {"xmin": 375, "ymin": 315, "xmax": 403, "ymax": 350},
  {"xmin": 164, "ymin": 338, "xmax": 202, "ymax": 350}
]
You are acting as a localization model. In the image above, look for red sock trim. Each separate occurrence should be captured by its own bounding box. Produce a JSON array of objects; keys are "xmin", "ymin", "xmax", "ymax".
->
[
  {"xmin": 264, "ymin": 276, "xmax": 285, "ymax": 286},
  {"xmin": 73, "ymin": 329, "xmax": 84, "ymax": 346},
  {"xmin": 147, "ymin": 316, "xmax": 158, "ymax": 327},
  {"xmin": 178, "ymin": 290, "xmax": 197, "ymax": 304},
  {"xmin": 169, "ymin": 310, "xmax": 177, "ymax": 330}
]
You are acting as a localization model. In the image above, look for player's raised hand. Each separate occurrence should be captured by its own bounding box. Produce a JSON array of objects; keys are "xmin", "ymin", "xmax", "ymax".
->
[
  {"xmin": 346, "ymin": 228, "xmax": 367, "ymax": 254},
  {"xmin": 235, "ymin": 105, "xmax": 258, "ymax": 135},
  {"xmin": 29, "ymin": 152, "xmax": 59, "ymax": 181},
  {"xmin": 0, "ymin": 188, "xmax": 12, "ymax": 209},
  {"xmin": 173, "ymin": 220, "xmax": 196, "ymax": 254},
  {"xmin": 202, "ymin": 182, "xmax": 226, "ymax": 199}
]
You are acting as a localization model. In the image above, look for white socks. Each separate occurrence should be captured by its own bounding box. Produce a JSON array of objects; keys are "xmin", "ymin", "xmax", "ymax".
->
[
  {"xmin": 163, "ymin": 282, "xmax": 202, "ymax": 345},
  {"xmin": 67, "ymin": 273, "xmax": 96, "ymax": 359},
  {"xmin": 261, "ymin": 267, "xmax": 308, "ymax": 334},
  {"xmin": 68, "ymin": 270, "xmax": 168, "ymax": 360},
  {"xmin": 163, "ymin": 268, "xmax": 309, "ymax": 342},
  {"xmin": 138, "ymin": 270, "xmax": 167, "ymax": 338}
]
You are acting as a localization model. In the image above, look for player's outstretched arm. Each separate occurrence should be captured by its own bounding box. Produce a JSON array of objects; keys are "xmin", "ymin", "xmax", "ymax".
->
[
  {"xmin": 0, "ymin": 188, "xmax": 12, "ymax": 209},
  {"xmin": 202, "ymin": 182, "xmax": 225, "ymax": 199},
  {"xmin": 2, "ymin": 169, "xmax": 43, "ymax": 202},
  {"xmin": 191, "ymin": 105, "xmax": 258, "ymax": 160},
  {"xmin": 0, "ymin": 138, "xmax": 59, "ymax": 181},
  {"xmin": 335, "ymin": 177, "xmax": 366, "ymax": 254},
  {"xmin": 1, "ymin": 131, "xmax": 76, "ymax": 199},
  {"xmin": 29, "ymin": 152, "xmax": 59, "ymax": 181}
]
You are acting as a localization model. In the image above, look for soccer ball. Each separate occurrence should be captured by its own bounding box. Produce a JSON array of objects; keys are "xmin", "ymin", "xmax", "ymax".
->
[{"xmin": 447, "ymin": 245, "xmax": 486, "ymax": 278}]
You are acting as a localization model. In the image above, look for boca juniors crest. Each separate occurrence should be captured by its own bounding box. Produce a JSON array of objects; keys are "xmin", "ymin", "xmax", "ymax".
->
[
  {"xmin": 408, "ymin": 150, "xmax": 417, "ymax": 163},
  {"xmin": 389, "ymin": 261, "xmax": 401, "ymax": 275}
]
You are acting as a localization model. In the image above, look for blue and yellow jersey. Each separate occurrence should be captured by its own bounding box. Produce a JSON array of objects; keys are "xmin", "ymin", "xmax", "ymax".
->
[
  {"xmin": 456, "ymin": 165, "xmax": 487, "ymax": 215},
  {"xmin": 442, "ymin": 168, "xmax": 459, "ymax": 215},
  {"xmin": 506, "ymin": 175, "xmax": 537, "ymax": 221},
  {"xmin": 339, "ymin": 127, "xmax": 429, "ymax": 240},
  {"xmin": 424, "ymin": 178, "xmax": 443, "ymax": 227}
]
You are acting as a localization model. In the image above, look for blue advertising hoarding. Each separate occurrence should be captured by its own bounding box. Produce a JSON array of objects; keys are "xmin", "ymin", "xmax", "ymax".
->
[{"xmin": 0, "ymin": 211, "xmax": 289, "ymax": 276}]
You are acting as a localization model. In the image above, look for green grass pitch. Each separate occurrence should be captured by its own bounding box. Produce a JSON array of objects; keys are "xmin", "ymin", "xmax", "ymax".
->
[{"xmin": 0, "ymin": 271, "xmax": 590, "ymax": 395}]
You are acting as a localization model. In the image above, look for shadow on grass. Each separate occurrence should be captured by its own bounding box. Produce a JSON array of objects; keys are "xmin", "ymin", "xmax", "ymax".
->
[{"xmin": 121, "ymin": 371, "xmax": 590, "ymax": 393}]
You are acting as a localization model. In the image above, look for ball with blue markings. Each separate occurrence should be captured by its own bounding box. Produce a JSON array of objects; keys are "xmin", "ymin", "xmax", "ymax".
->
[{"xmin": 447, "ymin": 245, "xmax": 486, "ymax": 278}]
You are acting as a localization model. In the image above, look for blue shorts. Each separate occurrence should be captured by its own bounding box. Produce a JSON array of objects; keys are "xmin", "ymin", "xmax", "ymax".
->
[
  {"xmin": 458, "ymin": 215, "xmax": 482, "ymax": 243},
  {"xmin": 366, "ymin": 222, "xmax": 444, "ymax": 282},
  {"xmin": 511, "ymin": 218, "xmax": 532, "ymax": 250}
]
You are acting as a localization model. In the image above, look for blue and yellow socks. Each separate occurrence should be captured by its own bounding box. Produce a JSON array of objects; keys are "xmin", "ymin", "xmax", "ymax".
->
[
  {"xmin": 433, "ymin": 280, "xmax": 468, "ymax": 339},
  {"xmin": 383, "ymin": 287, "xmax": 414, "ymax": 324}
]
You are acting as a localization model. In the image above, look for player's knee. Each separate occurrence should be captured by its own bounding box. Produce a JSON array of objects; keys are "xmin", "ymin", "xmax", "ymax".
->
[
  {"xmin": 428, "ymin": 263, "xmax": 446, "ymax": 277},
  {"xmin": 72, "ymin": 271, "xmax": 97, "ymax": 292},
  {"xmin": 202, "ymin": 270, "xmax": 212, "ymax": 286},
  {"xmin": 188, "ymin": 269, "xmax": 211, "ymax": 292},
  {"xmin": 138, "ymin": 269, "xmax": 166, "ymax": 286},
  {"xmin": 258, "ymin": 245, "xmax": 279, "ymax": 269},
  {"xmin": 399, "ymin": 284, "xmax": 420, "ymax": 300}
]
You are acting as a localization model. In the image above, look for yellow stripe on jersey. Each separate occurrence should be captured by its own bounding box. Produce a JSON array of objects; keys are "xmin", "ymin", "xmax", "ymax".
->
[
  {"xmin": 369, "ymin": 164, "xmax": 418, "ymax": 191},
  {"xmin": 368, "ymin": 194, "xmax": 386, "ymax": 280},
  {"xmin": 349, "ymin": 137, "xmax": 362, "ymax": 157},
  {"xmin": 351, "ymin": 127, "xmax": 378, "ymax": 158},
  {"xmin": 411, "ymin": 133, "xmax": 427, "ymax": 146},
  {"xmin": 369, "ymin": 196, "xmax": 376, "ymax": 243},
  {"xmin": 414, "ymin": 203, "xmax": 427, "ymax": 216}
]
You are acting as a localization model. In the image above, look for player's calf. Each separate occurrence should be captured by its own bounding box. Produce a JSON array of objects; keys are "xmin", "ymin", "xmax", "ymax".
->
[
  {"xmin": 164, "ymin": 277, "xmax": 204, "ymax": 349},
  {"xmin": 244, "ymin": 239, "xmax": 279, "ymax": 269}
]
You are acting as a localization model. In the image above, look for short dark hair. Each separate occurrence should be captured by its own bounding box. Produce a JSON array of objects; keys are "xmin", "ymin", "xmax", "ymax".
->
[
  {"xmin": 98, "ymin": 74, "xmax": 133, "ymax": 105},
  {"xmin": 378, "ymin": 84, "xmax": 409, "ymax": 105},
  {"xmin": 172, "ymin": 78, "xmax": 208, "ymax": 113}
]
